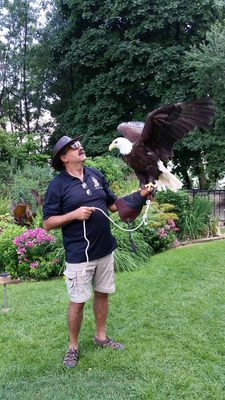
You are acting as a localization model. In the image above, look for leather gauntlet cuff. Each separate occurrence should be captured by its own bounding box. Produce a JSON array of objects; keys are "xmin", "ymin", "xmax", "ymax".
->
[{"xmin": 115, "ymin": 191, "xmax": 147, "ymax": 223}]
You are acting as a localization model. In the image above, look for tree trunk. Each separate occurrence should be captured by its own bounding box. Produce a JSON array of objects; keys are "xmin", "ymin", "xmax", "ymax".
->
[
  {"xmin": 22, "ymin": 5, "xmax": 30, "ymax": 134},
  {"xmin": 198, "ymin": 174, "xmax": 208, "ymax": 190}
]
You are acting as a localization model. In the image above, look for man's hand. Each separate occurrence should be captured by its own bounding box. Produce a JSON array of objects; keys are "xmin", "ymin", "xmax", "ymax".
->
[
  {"xmin": 43, "ymin": 206, "xmax": 96, "ymax": 231},
  {"xmin": 73, "ymin": 206, "xmax": 95, "ymax": 220}
]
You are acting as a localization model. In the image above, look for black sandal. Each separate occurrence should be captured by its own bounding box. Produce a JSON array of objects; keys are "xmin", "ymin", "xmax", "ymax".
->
[
  {"xmin": 93, "ymin": 336, "xmax": 125, "ymax": 350},
  {"xmin": 63, "ymin": 348, "xmax": 79, "ymax": 368}
]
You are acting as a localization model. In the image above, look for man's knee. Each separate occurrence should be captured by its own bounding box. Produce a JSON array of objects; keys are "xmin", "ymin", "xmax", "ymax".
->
[
  {"xmin": 68, "ymin": 301, "xmax": 85, "ymax": 315},
  {"xmin": 94, "ymin": 291, "xmax": 108, "ymax": 299}
]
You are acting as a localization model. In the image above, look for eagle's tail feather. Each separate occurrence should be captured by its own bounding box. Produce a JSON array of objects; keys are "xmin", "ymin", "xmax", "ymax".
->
[{"xmin": 157, "ymin": 161, "xmax": 182, "ymax": 192}]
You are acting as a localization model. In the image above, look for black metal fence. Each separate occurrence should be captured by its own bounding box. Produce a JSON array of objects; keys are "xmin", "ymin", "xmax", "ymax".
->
[{"xmin": 187, "ymin": 190, "xmax": 225, "ymax": 225}]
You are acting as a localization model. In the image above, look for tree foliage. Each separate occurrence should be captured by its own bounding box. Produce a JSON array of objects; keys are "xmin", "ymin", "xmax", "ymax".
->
[
  {"xmin": 174, "ymin": 22, "xmax": 225, "ymax": 188},
  {"xmin": 0, "ymin": 0, "xmax": 54, "ymax": 139},
  {"xmin": 45, "ymin": 0, "xmax": 224, "ymax": 162},
  {"xmin": 0, "ymin": 0, "xmax": 225, "ymax": 188}
]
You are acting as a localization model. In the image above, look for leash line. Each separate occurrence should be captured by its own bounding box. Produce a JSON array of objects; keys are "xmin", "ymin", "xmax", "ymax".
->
[
  {"xmin": 83, "ymin": 200, "xmax": 151, "ymax": 257},
  {"xmin": 82, "ymin": 199, "xmax": 151, "ymax": 270},
  {"xmin": 94, "ymin": 199, "xmax": 151, "ymax": 232}
]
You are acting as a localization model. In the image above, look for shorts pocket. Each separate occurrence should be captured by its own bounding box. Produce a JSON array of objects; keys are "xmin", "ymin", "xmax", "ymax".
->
[{"xmin": 64, "ymin": 271, "xmax": 77, "ymax": 292}]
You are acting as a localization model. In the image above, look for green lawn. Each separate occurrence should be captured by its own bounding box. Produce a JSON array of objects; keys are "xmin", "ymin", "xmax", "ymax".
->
[{"xmin": 1, "ymin": 240, "xmax": 225, "ymax": 400}]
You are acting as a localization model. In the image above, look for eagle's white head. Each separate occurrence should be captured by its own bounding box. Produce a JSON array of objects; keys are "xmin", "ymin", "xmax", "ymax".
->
[{"xmin": 108, "ymin": 137, "xmax": 133, "ymax": 155}]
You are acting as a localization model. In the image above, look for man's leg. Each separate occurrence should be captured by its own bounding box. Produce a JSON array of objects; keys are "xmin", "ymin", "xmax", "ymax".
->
[
  {"xmin": 93, "ymin": 291, "xmax": 108, "ymax": 341},
  {"xmin": 63, "ymin": 301, "xmax": 85, "ymax": 368},
  {"xmin": 93, "ymin": 291, "xmax": 125, "ymax": 350},
  {"xmin": 68, "ymin": 301, "xmax": 85, "ymax": 349},
  {"xmin": 92, "ymin": 255, "xmax": 124, "ymax": 350}
]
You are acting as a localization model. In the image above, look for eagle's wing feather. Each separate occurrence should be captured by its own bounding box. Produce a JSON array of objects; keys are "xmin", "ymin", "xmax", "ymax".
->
[{"xmin": 139, "ymin": 98, "xmax": 215, "ymax": 160}]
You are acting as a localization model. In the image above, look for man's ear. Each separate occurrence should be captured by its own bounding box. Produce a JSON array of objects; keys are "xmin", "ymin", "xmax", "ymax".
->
[{"xmin": 60, "ymin": 154, "xmax": 68, "ymax": 164}]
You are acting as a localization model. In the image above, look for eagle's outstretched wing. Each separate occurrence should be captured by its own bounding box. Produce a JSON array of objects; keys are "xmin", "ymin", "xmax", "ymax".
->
[
  {"xmin": 117, "ymin": 98, "xmax": 215, "ymax": 161},
  {"xmin": 139, "ymin": 98, "xmax": 215, "ymax": 161}
]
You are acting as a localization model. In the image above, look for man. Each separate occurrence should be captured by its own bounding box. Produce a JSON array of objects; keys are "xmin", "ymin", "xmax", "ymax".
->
[{"xmin": 43, "ymin": 135, "xmax": 150, "ymax": 368}]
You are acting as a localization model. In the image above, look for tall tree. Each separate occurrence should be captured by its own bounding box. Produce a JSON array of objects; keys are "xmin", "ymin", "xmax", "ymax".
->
[
  {"xmin": 0, "ymin": 0, "xmax": 54, "ymax": 140},
  {"xmin": 173, "ymin": 22, "xmax": 225, "ymax": 188},
  {"xmin": 44, "ymin": 0, "xmax": 224, "ymax": 162}
]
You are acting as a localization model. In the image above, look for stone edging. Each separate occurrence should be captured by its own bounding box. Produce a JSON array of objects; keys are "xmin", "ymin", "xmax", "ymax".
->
[{"xmin": 178, "ymin": 236, "xmax": 225, "ymax": 247}]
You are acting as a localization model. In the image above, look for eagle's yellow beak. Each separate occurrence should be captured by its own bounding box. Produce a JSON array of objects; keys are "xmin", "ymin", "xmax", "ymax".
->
[{"xmin": 108, "ymin": 143, "xmax": 115, "ymax": 151}]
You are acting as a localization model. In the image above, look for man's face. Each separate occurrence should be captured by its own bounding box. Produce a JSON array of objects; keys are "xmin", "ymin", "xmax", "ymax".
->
[{"xmin": 60, "ymin": 141, "xmax": 86, "ymax": 166}]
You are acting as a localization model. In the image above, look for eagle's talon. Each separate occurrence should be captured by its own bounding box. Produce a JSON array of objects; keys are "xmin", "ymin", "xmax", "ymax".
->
[{"xmin": 145, "ymin": 183, "xmax": 157, "ymax": 189}]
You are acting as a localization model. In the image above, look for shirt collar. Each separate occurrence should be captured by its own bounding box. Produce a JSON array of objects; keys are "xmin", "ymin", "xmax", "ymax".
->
[{"xmin": 61, "ymin": 166, "xmax": 90, "ymax": 181}]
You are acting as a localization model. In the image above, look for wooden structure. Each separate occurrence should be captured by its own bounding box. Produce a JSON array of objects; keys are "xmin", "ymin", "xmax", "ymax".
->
[{"xmin": 0, "ymin": 273, "xmax": 20, "ymax": 312}]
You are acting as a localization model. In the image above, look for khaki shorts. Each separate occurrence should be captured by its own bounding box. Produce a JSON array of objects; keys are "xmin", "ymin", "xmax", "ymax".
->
[{"xmin": 64, "ymin": 253, "xmax": 115, "ymax": 303}]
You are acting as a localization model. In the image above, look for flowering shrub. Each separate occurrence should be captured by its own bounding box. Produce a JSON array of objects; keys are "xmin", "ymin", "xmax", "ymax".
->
[
  {"xmin": 12, "ymin": 228, "xmax": 63, "ymax": 280},
  {"xmin": 141, "ymin": 219, "xmax": 179, "ymax": 253},
  {"xmin": 0, "ymin": 224, "xmax": 25, "ymax": 273},
  {"xmin": 156, "ymin": 219, "xmax": 180, "ymax": 251}
]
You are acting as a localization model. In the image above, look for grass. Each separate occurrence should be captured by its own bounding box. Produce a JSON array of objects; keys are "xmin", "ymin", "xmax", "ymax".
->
[{"xmin": 1, "ymin": 240, "xmax": 225, "ymax": 400}]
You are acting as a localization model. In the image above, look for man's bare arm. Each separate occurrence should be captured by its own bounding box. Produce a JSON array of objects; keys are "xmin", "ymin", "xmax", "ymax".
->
[{"xmin": 43, "ymin": 206, "xmax": 95, "ymax": 231}]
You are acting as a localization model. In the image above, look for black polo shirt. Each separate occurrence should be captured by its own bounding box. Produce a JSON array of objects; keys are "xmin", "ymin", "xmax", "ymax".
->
[{"xmin": 43, "ymin": 166, "xmax": 117, "ymax": 263}]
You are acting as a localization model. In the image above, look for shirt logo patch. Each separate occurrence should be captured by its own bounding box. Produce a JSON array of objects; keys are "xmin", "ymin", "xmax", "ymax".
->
[{"xmin": 91, "ymin": 177, "xmax": 100, "ymax": 188}]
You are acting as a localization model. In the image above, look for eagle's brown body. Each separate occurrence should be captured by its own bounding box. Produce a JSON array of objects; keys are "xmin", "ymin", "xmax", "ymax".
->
[{"xmin": 123, "ymin": 142, "xmax": 160, "ymax": 186}]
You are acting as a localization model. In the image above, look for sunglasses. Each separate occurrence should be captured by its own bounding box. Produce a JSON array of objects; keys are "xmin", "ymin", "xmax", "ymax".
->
[
  {"xmin": 70, "ymin": 141, "xmax": 81, "ymax": 150},
  {"xmin": 61, "ymin": 141, "xmax": 82, "ymax": 156}
]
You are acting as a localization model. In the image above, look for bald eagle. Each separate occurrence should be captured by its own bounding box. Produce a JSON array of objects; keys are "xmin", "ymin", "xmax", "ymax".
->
[{"xmin": 109, "ymin": 98, "xmax": 215, "ymax": 192}]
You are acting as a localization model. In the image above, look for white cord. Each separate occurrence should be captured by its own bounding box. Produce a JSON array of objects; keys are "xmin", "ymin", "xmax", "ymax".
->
[
  {"xmin": 82, "ymin": 220, "xmax": 90, "ymax": 276},
  {"xmin": 94, "ymin": 199, "xmax": 151, "ymax": 232},
  {"xmin": 82, "ymin": 199, "xmax": 151, "ymax": 275}
]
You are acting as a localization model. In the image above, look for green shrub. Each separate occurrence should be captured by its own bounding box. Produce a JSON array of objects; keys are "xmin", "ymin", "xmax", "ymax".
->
[
  {"xmin": 0, "ymin": 213, "xmax": 14, "ymax": 229},
  {"xmin": 0, "ymin": 224, "xmax": 25, "ymax": 273},
  {"xmin": 112, "ymin": 226, "xmax": 152, "ymax": 272},
  {"xmin": 180, "ymin": 195, "xmax": 213, "ymax": 240},
  {"xmin": 86, "ymin": 155, "xmax": 127, "ymax": 187},
  {"xmin": 156, "ymin": 190, "xmax": 190, "ymax": 221},
  {"xmin": 0, "ymin": 161, "xmax": 13, "ymax": 183},
  {"xmin": 146, "ymin": 200, "xmax": 178, "ymax": 229},
  {"xmin": 0, "ymin": 197, "xmax": 10, "ymax": 215},
  {"xmin": 10, "ymin": 164, "xmax": 53, "ymax": 208},
  {"xmin": 156, "ymin": 190, "xmax": 214, "ymax": 240}
]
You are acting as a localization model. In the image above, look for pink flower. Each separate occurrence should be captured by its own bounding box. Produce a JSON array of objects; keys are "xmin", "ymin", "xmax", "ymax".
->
[
  {"xmin": 25, "ymin": 241, "xmax": 33, "ymax": 247},
  {"xmin": 30, "ymin": 261, "xmax": 39, "ymax": 269},
  {"xmin": 168, "ymin": 219, "xmax": 176, "ymax": 228}
]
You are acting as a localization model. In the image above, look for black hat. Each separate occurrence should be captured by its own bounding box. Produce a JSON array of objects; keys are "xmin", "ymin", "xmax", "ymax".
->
[{"xmin": 51, "ymin": 135, "xmax": 81, "ymax": 171}]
